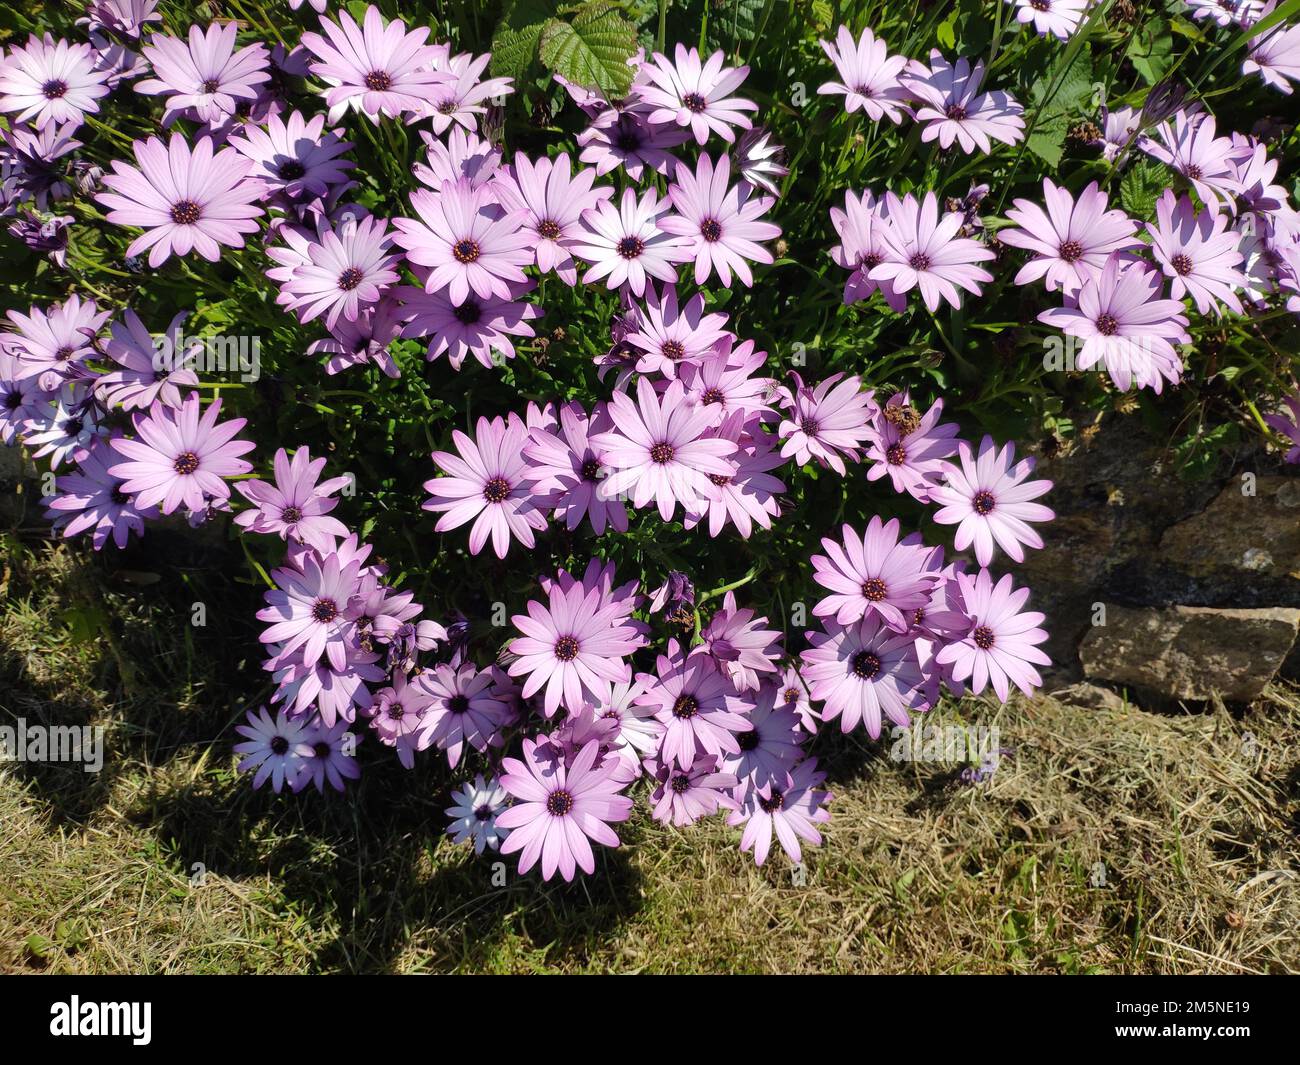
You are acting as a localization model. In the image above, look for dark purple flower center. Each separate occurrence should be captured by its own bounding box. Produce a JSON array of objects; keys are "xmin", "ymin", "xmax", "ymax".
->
[
  {"xmin": 700, "ymin": 218, "xmax": 723, "ymax": 243},
  {"xmin": 281, "ymin": 505, "xmax": 303, "ymax": 524},
  {"xmin": 1031, "ymin": 0, "xmax": 1050, "ymax": 10},
  {"xmin": 387, "ymin": 702, "xmax": 405, "ymax": 719},
  {"xmin": 800, "ymin": 418, "xmax": 820, "ymax": 437},
  {"xmin": 783, "ymin": 687, "xmax": 800, "ymax": 705},
  {"xmin": 312, "ymin": 597, "xmax": 339, "ymax": 624},
  {"xmin": 554, "ymin": 635, "xmax": 580, "ymax": 661},
  {"xmin": 670, "ymin": 773, "xmax": 692, "ymax": 794},
  {"xmin": 1095, "ymin": 312, "xmax": 1119, "ymax": 336},
  {"xmin": 973, "ymin": 625, "xmax": 995, "ymax": 650},
  {"xmin": 650, "ymin": 441, "xmax": 675, "ymax": 464},
  {"xmin": 537, "ymin": 219, "xmax": 561, "ymax": 241},
  {"xmin": 914, "ymin": 606, "xmax": 926, "ymax": 626},
  {"xmin": 852, "ymin": 651, "xmax": 882, "ymax": 679},
  {"xmin": 337, "ymin": 267, "xmax": 365, "ymax": 291},
  {"xmin": 908, "ymin": 252, "xmax": 932, "ymax": 271},
  {"xmin": 41, "ymin": 79, "xmax": 68, "ymax": 99},
  {"xmin": 546, "ymin": 789, "xmax": 574, "ymax": 816},
  {"xmin": 438, "ymin": 100, "xmax": 459, "ymax": 115},
  {"xmin": 202, "ymin": 78, "xmax": 221, "ymax": 94},
  {"xmin": 110, "ymin": 486, "xmax": 130, "ymax": 505},
  {"xmin": 454, "ymin": 300, "xmax": 482, "ymax": 324},
  {"xmin": 736, "ymin": 729, "xmax": 759, "ymax": 751},
  {"xmin": 3, "ymin": 390, "xmax": 21, "ymax": 410},
  {"xmin": 682, "ymin": 92, "xmax": 708, "ymax": 113},
  {"xmin": 1185, "ymin": 164, "xmax": 1203, "ymax": 181},
  {"xmin": 672, "ymin": 693, "xmax": 699, "ymax": 719},
  {"xmin": 973, "ymin": 489, "xmax": 996, "ymax": 515},
  {"xmin": 661, "ymin": 339, "xmax": 685, "ymax": 361},
  {"xmin": 483, "ymin": 476, "xmax": 510, "ymax": 503},
  {"xmin": 313, "ymin": 741, "xmax": 331, "ymax": 758},
  {"xmin": 270, "ymin": 735, "xmax": 290, "ymax": 755},
  {"xmin": 1171, "ymin": 253, "xmax": 1194, "ymax": 276},
  {"xmin": 62, "ymin": 417, "xmax": 83, "ymax": 436},
  {"xmin": 580, "ymin": 459, "xmax": 601, "ymax": 482},
  {"xmin": 616, "ymin": 129, "xmax": 642, "ymax": 152},
  {"xmin": 453, "ymin": 239, "xmax": 480, "ymax": 264},
  {"xmin": 449, "ymin": 694, "xmax": 470, "ymax": 714},
  {"xmin": 363, "ymin": 70, "xmax": 392, "ymax": 92},
  {"xmin": 172, "ymin": 451, "xmax": 200, "ymax": 475},
  {"xmin": 861, "ymin": 577, "xmax": 888, "ymax": 602},
  {"xmin": 708, "ymin": 473, "xmax": 731, "ymax": 486},
  {"xmin": 700, "ymin": 387, "xmax": 724, "ymax": 406},
  {"xmin": 886, "ymin": 442, "xmax": 906, "ymax": 465},
  {"xmin": 474, "ymin": 804, "xmax": 493, "ymax": 821},
  {"xmin": 1059, "ymin": 239, "xmax": 1084, "ymax": 263},
  {"xmin": 854, "ymin": 84, "xmax": 872, "ymax": 96},
  {"xmin": 617, "ymin": 236, "xmax": 644, "ymax": 259},
  {"xmin": 759, "ymin": 789, "xmax": 785, "ymax": 813},
  {"xmin": 945, "ymin": 103, "xmax": 968, "ymax": 121},
  {"xmin": 277, "ymin": 160, "xmax": 306, "ymax": 180},
  {"xmin": 170, "ymin": 200, "xmax": 202, "ymax": 225},
  {"xmin": 54, "ymin": 346, "xmax": 75, "ymax": 362},
  {"xmin": 860, "ymin": 252, "xmax": 883, "ymax": 270}
]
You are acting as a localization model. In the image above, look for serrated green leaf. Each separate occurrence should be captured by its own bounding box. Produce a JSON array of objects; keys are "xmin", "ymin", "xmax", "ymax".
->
[
  {"xmin": 490, "ymin": 0, "xmax": 556, "ymax": 79},
  {"xmin": 1120, "ymin": 158, "xmax": 1167, "ymax": 219},
  {"xmin": 538, "ymin": 4, "xmax": 637, "ymax": 98}
]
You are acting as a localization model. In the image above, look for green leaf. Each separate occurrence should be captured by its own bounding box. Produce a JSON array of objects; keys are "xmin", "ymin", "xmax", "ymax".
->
[
  {"xmin": 1127, "ymin": 28, "xmax": 1175, "ymax": 85},
  {"xmin": 538, "ymin": 3, "xmax": 638, "ymax": 98},
  {"xmin": 490, "ymin": 0, "xmax": 556, "ymax": 80},
  {"xmin": 1120, "ymin": 158, "xmax": 1167, "ymax": 219}
]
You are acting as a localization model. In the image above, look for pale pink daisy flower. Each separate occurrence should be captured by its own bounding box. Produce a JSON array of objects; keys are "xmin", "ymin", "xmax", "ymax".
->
[
  {"xmin": 1147, "ymin": 190, "xmax": 1246, "ymax": 315},
  {"xmin": 683, "ymin": 410, "xmax": 785, "ymax": 539},
  {"xmin": 21, "ymin": 383, "xmax": 106, "ymax": 469},
  {"xmin": 901, "ymin": 51, "xmax": 1025, "ymax": 154},
  {"xmin": 577, "ymin": 108, "xmax": 688, "ymax": 180},
  {"xmin": 0, "ymin": 33, "xmax": 110, "ymax": 129},
  {"xmin": 677, "ymin": 340, "xmax": 774, "ymax": 427},
  {"xmin": 413, "ymin": 663, "xmax": 514, "ymax": 769},
  {"xmin": 829, "ymin": 188, "xmax": 908, "ymax": 311},
  {"xmin": 593, "ymin": 676, "xmax": 663, "ymax": 777},
  {"xmin": 421, "ymin": 51, "xmax": 513, "ymax": 135},
  {"xmin": 816, "ymin": 25, "xmax": 911, "ymax": 123},
  {"xmin": 256, "ymin": 549, "xmax": 364, "ymax": 673},
  {"xmin": 228, "ymin": 110, "xmax": 355, "ymax": 204},
  {"xmin": 727, "ymin": 757, "xmax": 831, "ymax": 866},
  {"xmin": 570, "ymin": 186, "xmax": 692, "ymax": 296},
  {"xmin": 864, "ymin": 391, "xmax": 962, "ymax": 502},
  {"xmin": 44, "ymin": 436, "xmax": 158, "ymax": 550},
  {"xmin": 811, "ymin": 517, "xmax": 939, "ymax": 630},
  {"xmin": 422, "ymin": 413, "xmax": 548, "ymax": 558},
  {"xmin": 935, "ymin": 568, "xmax": 1051, "ymax": 702},
  {"xmin": 999, "ymin": 179, "xmax": 1142, "ymax": 296},
  {"xmin": 637, "ymin": 44, "xmax": 757, "ymax": 144},
  {"xmin": 591, "ymin": 376, "xmax": 738, "ymax": 522},
  {"xmin": 108, "ymin": 394, "xmax": 255, "ymax": 515},
  {"xmin": 523, "ymin": 401, "xmax": 628, "ymax": 535},
  {"xmin": 733, "ymin": 126, "xmax": 789, "ymax": 196},
  {"xmin": 297, "ymin": 719, "xmax": 361, "ymax": 793},
  {"xmin": 1139, "ymin": 112, "xmax": 1247, "ymax": 211},
  {"xmin": 136, "ymin": 22, "xmax": 270, "ymax": 126},
  {"xmin": 400, "ymin": 281, "xmax": 542, "ymax": 371},
  {"xmin": 393, "ymin": 177, "xmax": 532, "ymax": 305},
  {"xmin": 234, "ymin": 446, "xmax": 351, "ymax": 553},
  {"xmin": 660, "ymin": 152, "xmax": 780, "ymax": 287},
  {"xmin": 300, "ymin": 6, "xmax": 452, "ymax": 124},
  {"xmin": 693, "ymin": 590, "xmax": 783, "ymax": 692},
  {"xmin": 648, "ymin": 755, "xmax": 739, "ymax": 826},
  {"xmin": 234, "ymin": 707, "xmax": 311, "ymax": 793},
  {"xmin": 625, "ymin": 284, "xmax": 731, "ymax": 378},
  {"xmin": 776, "ymin": 371, "xmax": 877, "ymax": 475},
  {"xmin": 719, "ymin": 684, "xmax": 804, "ymax": 792},
  {"xmin": 2, "ymin": 293, "xmax": 108, "ymax": 388},
  {"xmin": 1244, "ymin": 16, "xmax": 1300, "ymax": 94},
  {"xmin": 636, "ymin": 643, "xmax": 753, "ymax": 768},
  {"xmin": 497, "ymin": 737, "xmax": 633, "ymax": 882},
  {"xmin": 1007, "ymin": 0, "xmax": 1091, "ymax": 40},
  {"xmin": 412, "ymin": 126, "xmax": 500, "ymax": 192},
  {"xmin": 276, "ymin": 215, "xmax": 399, "ymax": 329},
  {"xmin": 870, "ymin": 191, "xmax": 995, "ymax": 311},
  {"xmin": 494, "ymin": 152, "xmax": 613, "ymax": 284},
  {"xmin": 97, "ymin": 133, "xmax": 265, "ymax": 267},
  {"xmin": 930, "ymin": 435, "xmax": 1054, "ymax": 566},
  {"xmin": 96, "ymin": 309, "xmax": 199, "ymax": 411},
  {"xmin": 444, "ymin": 774, "xmax": 510, "ymax": 854}
]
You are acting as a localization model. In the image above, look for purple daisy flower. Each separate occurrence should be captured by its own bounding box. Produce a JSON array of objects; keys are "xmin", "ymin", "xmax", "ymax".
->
[
  {"xmin": 593, "ymin": 677, "xmax": 662, "ymax": 777},
  {"xmin": 636, "ymin": 642, "xmax": 753, "ymax": 768},
  {"xmin": 571, "ymin": 186, "xmax": 692, "ymax": 296},
  {"xmin": 649, "ymin": 755, "xmax": 739, "ymax": 826},
  {"xmin": 300, "ymin": 7, "xmax": 452, "ymax": 124},
  {"xmin": 400, "ymin": 277, "xmax": 542, "ymax": 370},
  {"xmin": 999, "ymin": 179, "xmax": 1142, "ymax": 297},
  {"xmin": 817, "ymin": 25, "xmax": 912, "ymax": 123},
  {"xmin": 1, "ymin": 122, "xmax": 83, "ymax": 212},
  {"xmin": 445, "ymin": 774, "xmax": 511, "ymax": 854},
  {"xmin": 1007, "ymin": 0, "xmax": 1090, "ymax": 40},
  {"xmin": 0, "ymin": 33, "xmax": 111, "ymax": 129},
  {"xmin": 508, "ymin": 573, "xmax": 646, "ymax": 718},
  {"xmin": 234, "ymin": 707, "xmax": 311, "ymax": 793},
  {"xmin": 107, "ymin": 394, "xmax": 255, "ymax": 515},
  {"xmin": 1148, "ymin": 190, "xmax": 1247, "ymax": 315},
  {"xmin": 22, "ymin": 382, "xmax": 105, "ymax": 468},
  {"xmin": 136, "ymin": 22, "xmax": 270, "ymax": 126},
  {"xmin": 95, "ymin": 309, "xmax": 199, "ymax": 411},
  {"xmin": 1091, "ymin": 104, "xmax": 1141, "ymax": 162},
  {"xmin": 412, "ymin": 663, "xmax": 513, "ymax": 768},
  {"xmin": 1, "ymin": 293, "xmax": 107, "ymax": 389},
  {"xmin": 1037, "ymin": 255, "xmax": 1190, "ymax": 393},
  {"xmin": 829, "ymin": 188, "xmax": 907, "ymax": 311},
  {"xmin": 394, "ymin": 177, "xmax": 532, "ymax": 306},
  {"xmin": 776, "ymin": 371, "xmax": 877, "ymax": 475},
  {"xmin": 297, "ymin": 719, "xmax": 362, "ymax": 793},
  {"xmin": 864, "ymin": 391, "xmax": 962, "ymax": 502},
  {"xmin": 266, "ymin": 640, "xmax": 385, "ymax": 727},
  {"xmin": 257, "ymin": 548, "xmax": 364, "ymax": 672},
  {"xmin": 727, "ymin": 757, "xmax": 831, "ymax": 866},
  {"xmin": 935, "ymin": 568, "xmax": 1051, "ymax": 702},
  {"xmin": 870, "ymin": 191, "xmax": 995, "ymax": 312},
  {"xmin": 275, "ymin": 215, "xmax": 399, "ymax": 329},
  {"xmin": 308, "ymin": 293, "xmax": 404, "ymax": 378},
  {"xmin": 693, "ymin": 590, "xmax": 783, "ymax": 691},
  {"xmin": 421, "ymin": 51, "xmax": 513, "ymax": 135},
  {"xmin": 591, "ymin": 376, "xmax": 739, "ymax": 522},
  {"xmin": 44, "ymin": 436, "xmax": 158, "ymax": 549},
  {"xmin": 422, "ymin": 413, "xmax": 548, "ymax": 559},
  {"xmin": 801, "ymin": 614, "xmax": 931, "ymax": 737},
  {"xmin": 660, "ymin": 152, "xmax": 780, "ymax": 287},
  {"xmin": 812, "ymin": 517, "xmax": 939, "ymax": 631},
  {"xmin": 0, "ymin": 352, "xmax": 50, "ymax": 444},
  {"xmin": 719, "ymin": 684, "xmax": 804, "ymax": 792},
  {"xmin": 683, "ymin": 410, "xmax": 785, "ymax": 539},
  {"xmin": 98, "ymin": 133, "xmax": 265, "ymax": 267},
  {"xmin": 234, "ymin": 445, "xmax": 352, "ymax": 553},
  {"xmin": 930, "ymin": 435, "xmax": 1054, "ymax": 566},
  {"xmin": 494, "ymin": 152, "xmax": 612, "ymax": 284},
  {"xmin": 1140, "ymin": 112, "xmax": 1248, "ymax": 211},
  {"xmin": 677, "ymin": 340, "xmax": 774, "ymax": 427},
  {"xmin": 901, "ymin": 50, "xmax": 1025, "ymax": 154},
  {"xmin": 637, "ymin": 44, "xmax": 757, "ymax": 144},
  {"xmin": 228, "ymin": 110, "xmax": 354, "ymax": 205},
  {"xmin": 1264, "ymin": 392, "xmax": 1300, "ymax": 463},
  {"xmin": 497, "ymin": 737, "xmax": 633, "ymax": 882},
  {"xmin": 626, "ymin": 283, "xmax": 731, "ymax": 378},
  {"xmin": 523, "ymin": 401, "xmax": 628, "ymax": 535},
  {"xmin": 733, "ymin": 126, "xmax": 789, "ymax": 196},
  {"xmin": 1244, "ymin": 17, "xmax": 1300, "ymax": 94},
  {"xmin": 413, "ymin": 126, "xmax": 500, "ymax": 193},
  {"xmin": 577, "ymin": 108, "xmax": 687, "ymax": 180}
]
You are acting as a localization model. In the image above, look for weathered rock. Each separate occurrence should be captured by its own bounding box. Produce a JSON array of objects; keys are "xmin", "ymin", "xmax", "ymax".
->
[{"xmin": 1079, "ymin": 604, "xmax": 1300, "ymax": 703}]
